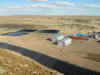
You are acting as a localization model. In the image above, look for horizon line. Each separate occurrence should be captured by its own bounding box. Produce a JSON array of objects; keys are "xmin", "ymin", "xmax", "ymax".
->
[{"xmin": 0, "ymin": 15, "xmax": 100, "ymax": 17}]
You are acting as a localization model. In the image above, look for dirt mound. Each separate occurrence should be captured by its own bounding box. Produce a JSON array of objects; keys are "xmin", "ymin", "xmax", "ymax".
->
[{"xmin": 0, "ymin": 48, "xmax": 63, "ymax": 75}]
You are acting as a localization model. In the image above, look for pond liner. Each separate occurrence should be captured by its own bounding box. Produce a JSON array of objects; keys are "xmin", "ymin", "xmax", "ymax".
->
[
  {"xmin": 74, "ymin": 33, "xmax": 88, "ymax": 37},
  {"xmin": 71, "ymin": 33, "xmax": 88, "ymax": 40},
  {"xmin": 39, "ymin": 30, "xmax": 60, "ymax": 34},
  {"xmin": 17, "ymin": 29, "xmax": 37, "ymax": 33},
  {"xmin": 1, "ymin": 32, "xmax": 28, "ymax": 36},
  {"xmin": 71, "ymin": 36, "xmax": 86, "ymax": 40}
]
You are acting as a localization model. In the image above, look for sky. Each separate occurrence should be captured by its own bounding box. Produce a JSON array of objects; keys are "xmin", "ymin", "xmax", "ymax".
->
[{"xmin": 0, "ymin": 0, "xmax": 100, "ymax": 16}]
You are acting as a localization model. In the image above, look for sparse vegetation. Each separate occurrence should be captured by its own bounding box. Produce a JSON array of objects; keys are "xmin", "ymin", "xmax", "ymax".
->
[
  {"xmin": 0, "ymin": 16, "xmax": 99, "ymax": 30},
  {"xmin": 69, "ymin": 24, "xmax": 81, "ymax": 27},
  {"xmin": 83, "ymin": 53, "xmax": 100, "ymax": 62},
  {"xmin": 0, "ymin": 16, "xmax": 100, "ymax": 74},
  {"xmin": 98, "ymin": 23, "xmax": 100, "ymax": 25},
  {"xmin": 74, "ymin": 19, "xmax": 91, "ymax": 23},
  {"xmin": 0, "ymin": 48, "xmax": 62, "ymax": 75},
  {"xmin": 58, "ymin": 23, "xmax": 95, "ymax": 29}
]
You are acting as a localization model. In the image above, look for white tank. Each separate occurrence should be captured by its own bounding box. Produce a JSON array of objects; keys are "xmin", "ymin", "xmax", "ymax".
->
[
  {"xmin": 57, "ymin": 38, "xmax": 72, "ymax": 46},
  {"xmin": 50, "ymin": 34, "xmax": 64, "ymax": 42},
  {"xmin": 95, "ymin": 34, "xmax": 100, "ymax": 41}
]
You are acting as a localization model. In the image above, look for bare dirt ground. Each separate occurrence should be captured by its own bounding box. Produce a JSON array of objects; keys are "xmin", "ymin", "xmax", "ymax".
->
[
  {"xmin": 0, "ymin": 48, "xmax": 62, "ymax": 75},
  {"xmin": 0, "ymin": 16, "xmax": 100, "ymax": 74}
]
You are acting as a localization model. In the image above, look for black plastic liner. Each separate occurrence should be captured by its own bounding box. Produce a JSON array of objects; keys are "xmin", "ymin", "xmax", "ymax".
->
[
  {"xmin": 17, "ymin": 29, "xmax": 37, "ymax": 33},
  {"xmin": 0, "ymin": 42, "xmax": 100, "ymax": 75},
  {"xmin": 1, "ymin": 32, "xmax": 28, "ymax": 36},
  {"xmin": 39, "ymin": 30, "xmax": 59, "ymax": 34}
]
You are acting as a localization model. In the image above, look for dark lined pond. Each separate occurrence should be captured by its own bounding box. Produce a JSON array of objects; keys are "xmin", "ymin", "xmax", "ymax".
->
[
  {"xmin": 39, "ymin": 30, "xmax": 59, "ymax": 34},
  {"xmin": 17, "ymin": 29, "xmax": 37, "ymax": 33},
  {"xmin": 2, "ymin": 32, "xmax": 28, "ymax": 36}
]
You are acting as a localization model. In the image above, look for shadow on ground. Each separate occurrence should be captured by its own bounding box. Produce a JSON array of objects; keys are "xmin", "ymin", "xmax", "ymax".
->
[{"xmin": 0, "ymin": 42, "xmax": 100, "ymax": 75}]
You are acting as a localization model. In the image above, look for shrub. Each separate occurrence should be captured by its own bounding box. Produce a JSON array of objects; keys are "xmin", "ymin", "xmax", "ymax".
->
[{"xmin": 74, "ymin": 19, "xmax": 91, "ymax": 23}]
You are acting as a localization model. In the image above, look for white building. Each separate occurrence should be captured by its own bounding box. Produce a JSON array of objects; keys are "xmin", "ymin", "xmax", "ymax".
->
[
  {"xmin": 50, "ymin": 34, "xmax": 64, "ymax": 42},
  {"xmin": 57, "ymin": 38, "xmax": 72, "ymax": 46}
]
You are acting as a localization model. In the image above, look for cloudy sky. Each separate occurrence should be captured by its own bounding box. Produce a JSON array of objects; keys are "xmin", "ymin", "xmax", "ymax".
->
[{"xmin": 0, "ymin": 0, "xmax": 100, "ymax": 16}]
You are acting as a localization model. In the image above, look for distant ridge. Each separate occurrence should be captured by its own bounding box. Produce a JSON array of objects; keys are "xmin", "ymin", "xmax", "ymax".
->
[{"xmin": 10, "ymin": 14, "xmax": 100, "ymax": 16}]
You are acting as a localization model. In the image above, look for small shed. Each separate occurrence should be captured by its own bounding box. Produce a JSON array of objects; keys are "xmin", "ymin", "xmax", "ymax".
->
[
  {"xmin": 57, "ymin": 38, "xmax": 72, "ymax": 46},
  {"xmin": 50, "ymin": 34, "xmax": 64, "ymax": 42}
]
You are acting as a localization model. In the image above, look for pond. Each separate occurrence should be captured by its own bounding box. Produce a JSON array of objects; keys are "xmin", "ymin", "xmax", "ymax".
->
[
  {"xmin": 39, "ymin": 30, "xmax": 59, "ymax": 34},
  {"xmin": 17, "ymin": 29, "xmax": 37, "ymax": 33},
  {"xmin": 2, "ymin": 32, "xmax": 28, "ymax": 36},
  {"xmin": 75, "ymin": 33, "xmax": 88, "ymax": 37}
]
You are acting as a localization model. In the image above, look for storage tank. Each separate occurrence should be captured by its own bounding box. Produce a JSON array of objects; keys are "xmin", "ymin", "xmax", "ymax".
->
[
  {"xmin": 57, "ymin": 38, "xmax": 72, "ymax": 46},
  {"xmin": 95, "ymin": 34, "xmax": 100, "ymax": 41},
  {"xmin": 50, "ymin": 34, "xmax": 64, "ymax": 42}
]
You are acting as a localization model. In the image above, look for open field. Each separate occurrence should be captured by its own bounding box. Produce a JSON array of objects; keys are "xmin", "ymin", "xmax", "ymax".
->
[{"xmin": 0, "ymin": 16, "xmax": 100, "ymax": 75}]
